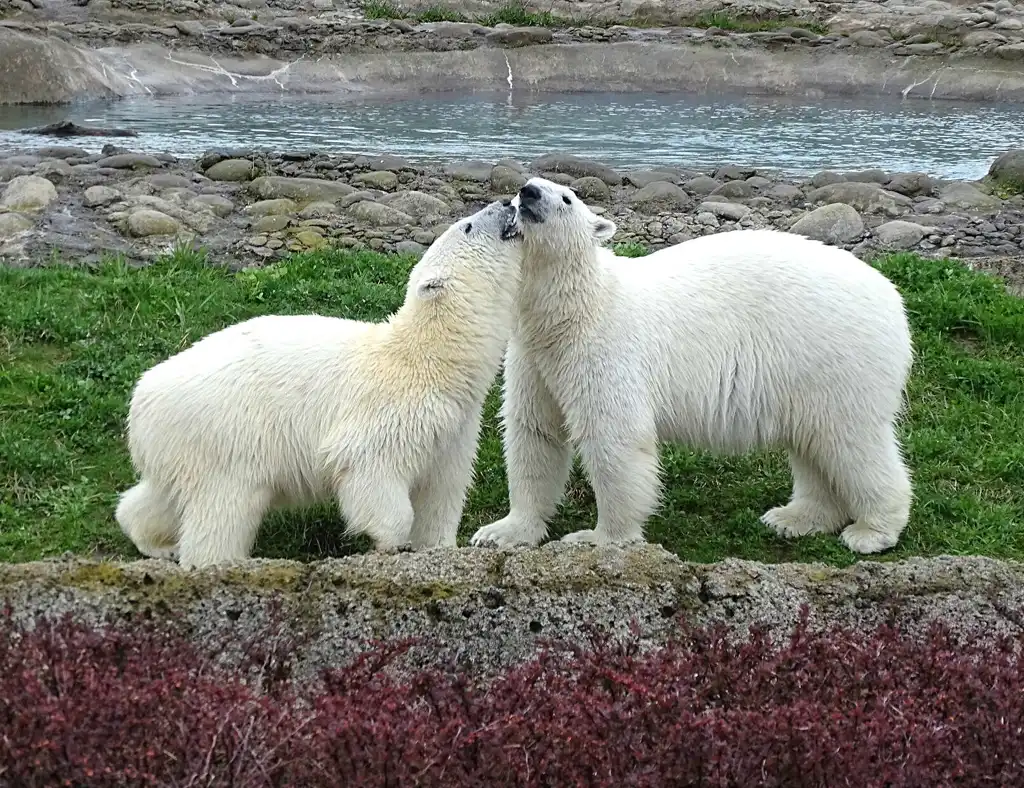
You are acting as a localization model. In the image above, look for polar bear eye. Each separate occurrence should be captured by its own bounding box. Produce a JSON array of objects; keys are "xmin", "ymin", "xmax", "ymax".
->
[
  {"xmin": 463, "ymin": 223, "xmax": 472, "ymax": 234},
  {"xmin": 562, "ymin": 195, "xmax": 572, "ymax": 205}
]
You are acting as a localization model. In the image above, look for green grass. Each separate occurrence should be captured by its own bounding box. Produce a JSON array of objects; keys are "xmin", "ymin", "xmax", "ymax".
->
[
  {"xmin": 2, "ymin": 246, "xmax": 1023, "ymax": 566},
  {"xmin": 685, "ymin": 11, "xmax": 828, "ymax": 35},
  {"xmin": 362, "ymin": 1, "xmax": 565, "ymax": 27},
  {"xmin": 360, "ymin": 1, "xmax": 829, "ymax": 32}
]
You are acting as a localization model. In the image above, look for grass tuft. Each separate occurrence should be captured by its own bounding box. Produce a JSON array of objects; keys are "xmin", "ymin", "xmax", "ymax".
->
[{"xmin": 1, "ymin": 247, "xmax": 1022, "ymax": 565}]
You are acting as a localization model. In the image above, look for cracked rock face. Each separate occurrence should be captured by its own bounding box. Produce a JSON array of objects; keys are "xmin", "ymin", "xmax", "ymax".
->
[{"xmin": 2, "ymin": 545, "xmax": 1023, "ymax": 681}]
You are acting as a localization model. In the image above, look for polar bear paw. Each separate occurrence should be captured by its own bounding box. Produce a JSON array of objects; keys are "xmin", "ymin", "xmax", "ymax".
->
[
  {"xmin": 760, "ymin": 502, "xmax": 846, "ymax": 539},
  {"xmin": 559, "ymin": 528, "xmax": 646, "ymax": 546},
  {"xmin": 840, "ymin": 522, "xmax": 900, "ymax": 554},
  {"xmin": 137, "ymin": 544, "xmax": 180, "ymax": 562},
  {"xmin": 470, "ymin": 516, "xmax": 546, "ymax": 548}
]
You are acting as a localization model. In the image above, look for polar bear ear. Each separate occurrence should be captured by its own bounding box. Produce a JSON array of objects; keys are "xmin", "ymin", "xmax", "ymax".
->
[
  {"xmin": 592, "ymin": 217, "xmax": 617, "ymax": 242},
  {"xmin": 416, "ymin": 274, "xmax": 449, "ymax": 301}
]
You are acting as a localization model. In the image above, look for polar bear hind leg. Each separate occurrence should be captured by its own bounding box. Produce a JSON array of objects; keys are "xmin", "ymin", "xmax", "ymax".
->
[
  {"xmin": 805, "ymin": 426, "xmax": 911, "ymax": 554},
  {"xmin": 115, "ymin": 480, "xmax": 180, "ymax": 561},
  {"xmin": 176, "ymin": 484, "xmax": 274, "ymax": 569},
  {"xmin": 761, "ymin": 452, "xmax": 850, "ymax": 539}
]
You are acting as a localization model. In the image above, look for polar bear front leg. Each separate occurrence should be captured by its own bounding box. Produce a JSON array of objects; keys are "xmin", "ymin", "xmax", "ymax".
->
[
  {"xmin": 409, "ymin": 409, "xmax": 483, "ymax": 549},
  {"xmin": 336, "ymin": 467, "xmax": 415, "ymax": 552},
  {"xmin": 565, "ymin": 424, "xmax": 661, "ymax": 546},
  {"xmin": 470, "ymin": 342, "xmax": 572, "ymax": 548}
]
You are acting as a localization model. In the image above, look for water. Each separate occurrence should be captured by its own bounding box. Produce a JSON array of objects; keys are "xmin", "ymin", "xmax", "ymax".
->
[{"xmin": 1, "ymin": 90, "xmax": 1021, "ymax": 179}]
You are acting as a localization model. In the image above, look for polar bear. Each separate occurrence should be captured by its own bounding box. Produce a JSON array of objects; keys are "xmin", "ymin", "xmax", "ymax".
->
[
  {"xmin": 116, "ymin": 200, "xmax": 522, "ymax": 569},
  {"xmin": 470, "ymin": 177, "xmax": 913, "ymax": 555}
]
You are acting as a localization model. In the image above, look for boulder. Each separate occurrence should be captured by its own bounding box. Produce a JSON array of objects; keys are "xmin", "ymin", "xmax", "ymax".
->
[
  {"xmin": 628, "ymin": 181, "xmax": 691, "ymax": 210},
  {"xmin": 873, "ymin": 220, "xmax": 928, "ymax": 250},
  {"xmin": 530, "ymin": 154, "xmax": 622, "ymax": 186},
  {"xmin": 806, "ymin": 182, "xmax": 912, "ymax": 217},
  {"xmin": 0, "ymin": 175, "xmax": 57, "ymax": 212},
  {"xmin": 126, "ymin": 209, "xmax": 181, "ymax": 237},
  {"xmin": 205, "ymin": 158, "xmax": 257, "ymax": 182},
  {"xmin": 570, "ymin": 176, "xmax": 611, "ymax": 202},
  {"xmin": 346, "ymin": 201, "xmax": 415, "ymax": 227},
  {"xmin": 988, "ymin": 149, "xmax": 1024, "ymax": 188},
  {"xmin": 249, "ymin": 176, "xmax": 354, "ymax": 203},
  {"xmin": 789, "ymin": 203, "xmax": 865, "ymax": 244}
]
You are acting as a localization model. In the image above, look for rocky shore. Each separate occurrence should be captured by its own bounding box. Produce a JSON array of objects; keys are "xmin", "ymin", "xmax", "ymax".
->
[{"xmin": 1, "ymin": 142, "xmax": 1023, "ymax": 291}]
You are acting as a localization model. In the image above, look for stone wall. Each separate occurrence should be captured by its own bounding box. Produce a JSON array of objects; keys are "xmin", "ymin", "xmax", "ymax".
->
[{"xmin": 3, "ymin": 546, "xmax": 1024, "ymax": 681}]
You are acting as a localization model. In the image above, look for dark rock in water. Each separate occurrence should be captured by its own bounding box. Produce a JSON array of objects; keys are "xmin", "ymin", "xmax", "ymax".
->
[{"xmin": 20, "ymin": 121, "xmax": 138, "ymax": 138}]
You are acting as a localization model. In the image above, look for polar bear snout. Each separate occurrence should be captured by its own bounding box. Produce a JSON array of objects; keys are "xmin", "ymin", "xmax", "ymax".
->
[{"xmin": 516, "ymin": 182, "xmax": 546, "ymax": 224}]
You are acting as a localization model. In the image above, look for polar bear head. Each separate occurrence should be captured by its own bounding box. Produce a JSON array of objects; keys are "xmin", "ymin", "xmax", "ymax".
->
[
  {"xmin": 511, "ymin": 176, "xmax": 617, "ymax": 262},
  {"xmin": 404, "ymin": 199, "xmax": 522, "ymax": 311}
]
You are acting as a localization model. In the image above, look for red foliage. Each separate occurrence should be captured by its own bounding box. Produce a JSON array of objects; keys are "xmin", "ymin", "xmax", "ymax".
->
[{"xmin": 1, "ymin": 607, "xmax": 1023, "ymax": 787}]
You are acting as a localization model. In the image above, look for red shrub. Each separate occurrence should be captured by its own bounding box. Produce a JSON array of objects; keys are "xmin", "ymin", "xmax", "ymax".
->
[{"xmin": 1, "ymin": 608, "xmax": 1022, "ymax": 787}]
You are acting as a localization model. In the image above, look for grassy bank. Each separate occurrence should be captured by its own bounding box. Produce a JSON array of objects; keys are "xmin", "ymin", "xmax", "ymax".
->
[
  {"xmin": 361, "ymin": 1, "xmax": 829, "ymax": 33},
  {"xmin": 1, "ymin": 247, "xmax": 1022, "ymax": 565}
]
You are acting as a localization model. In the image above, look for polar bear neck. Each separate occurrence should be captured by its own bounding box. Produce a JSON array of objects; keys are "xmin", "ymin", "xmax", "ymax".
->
[
  {"xmin": 384, "ymin": 294, "xmax": 515, "ymax": 399},
  {"xmin": 517, "ymin": 243, "xmax": 612, "ymax": 338}
]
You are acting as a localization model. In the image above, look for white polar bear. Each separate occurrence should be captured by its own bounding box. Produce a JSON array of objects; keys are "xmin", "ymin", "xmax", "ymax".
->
[
  {"xmin": 116, "ymin": 200, "xmax": 522, "ymax": 569},
  {"xmin": 470, "ymin": 176, "xmax": 914, "ymax": 555}
]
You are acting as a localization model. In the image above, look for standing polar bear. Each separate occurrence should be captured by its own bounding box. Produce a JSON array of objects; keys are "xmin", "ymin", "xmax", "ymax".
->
[
  {"xmin": 117, "ymin": 200, "xmax": 522, "ymax": 569},
  {"xmin": 471, "ymin": 177, "xmax": 913, "ymax": 555}
]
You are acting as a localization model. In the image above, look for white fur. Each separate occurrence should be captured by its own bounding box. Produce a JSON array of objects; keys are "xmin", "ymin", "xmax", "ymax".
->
[
  {"xmin": 117, "ymin": 201, "xmax": 522, "ymax": 569},
  {"xmin": 470, "ymin": 176, "xmax": 914, "ymax": 555}
]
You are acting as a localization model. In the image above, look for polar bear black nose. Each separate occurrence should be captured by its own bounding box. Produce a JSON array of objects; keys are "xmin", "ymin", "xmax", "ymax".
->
[{"xmin": 519, "ymin": 183, "xmax": 542, "ymax": 203}]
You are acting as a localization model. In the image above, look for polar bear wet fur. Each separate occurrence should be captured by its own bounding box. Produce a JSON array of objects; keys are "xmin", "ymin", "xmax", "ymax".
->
[
  {"xmin": 116, "ymin": 200, "xmax": 522, "ymax": 569},
  {"xmin": 471, "ymin": 177, "xmax": 913, "ymax": 555}
]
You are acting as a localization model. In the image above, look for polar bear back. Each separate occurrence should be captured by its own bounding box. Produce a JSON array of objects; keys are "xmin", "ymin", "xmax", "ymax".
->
[
  {"xmin": 127, "ymin": 313, "xmax": 381, "ymax": 500},
  {"xmin": 593, "ymin": 230, "xmax": 911, "ymax": 453}
]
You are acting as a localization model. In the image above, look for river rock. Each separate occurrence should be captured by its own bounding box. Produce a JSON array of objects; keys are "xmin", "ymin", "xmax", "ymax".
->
[
  {"xmin": 571, "ymin": 176, "xmax": 611, "ymax": 201},
  {"xmin": 700, "ymin": 201, "xmax": 751, "ymax": 221},
  {"xmin": 244, "ymin": 198, "xmax": 297, "ymax": 216},
  {"xmin": 766, "ymin": 184, "xmax": 803, "ymax": 203},
  {"xmin": 205, "ymin": 158, "xmax": 257, "ymax": 182},
  {"xmin": 710, "ymin": 180, "xmax": 755, "ymax": 200},
  {"xmin": 988, "ymin": 148, "xmax": 1024, "ymax": 187},
  {"xmin": 382, "ymin": 190, "xmax": 450, "ymax": 220},
  {"xmin": 938, "ymin": 182, "xmax": 1002, "ymax": 212},
  {"xmin": 83, "ymin": 185, "xmax": 121, "ymax": 208},
  {"xmin": 292, "ymin": 229, "xmax": 326, "ymax": 249},
  {"xmin": 357, "ymin": 154, "xmax": 414, "ymax": 172},
  {"xmin": 790, "ymin": 203, "xmax": 865, "ymax": 243},
  {"xmin": 885, "ymin": 172, "xmax": 938, "ymax": 197},
  {"xmin": 126, "ymin": 209, "xmax": 181, "ymax": 237},
  {"xmin": 346, "ymin": 200, "xmax": 415, "ymax": 227},
  {"xmin": 530, "ymin": 154, "xmax": 622, "ymax": 186},
  {"xmin": 873, "ymin": 220, "xmax": 928, "ymax": 250},
  {"xmin": 444, "ymin": 161, "xmax": 492, "ymax": 182},
  {"xmin": 251, "ymin": 215, "xmax": 291, "ymax": 233},
  {"xmin": 625, "ymin": 170, "xmax": 678, "ymax": 188},
  {"xmin": 682, "ymin": 176, "xmax": 721, "ymax": 195},
  {"xmin": 352, "ymin": 171, "xmax": 398, "ymax": 191},
  {"xmin": 0, "ymin": 174, "xmax": 57, "ymax": 211},
  {"xmin": 0, "ymin": 212, "xmax": 34, "ymax": 239},
  {"xmin": 490, "ymin": 165, "xmax": 526, "ymax": 193},
  {"xmin": 298, "ymin": 201, "xmax": 340, "ymax": 219},
  {"xmin": 97, "ymin": 154, "xmax": 164, "ymax": 170},
  {"xmin": 249, "ymin": 176, "xmax": 354, "ymax": 203},
  {"xmin": 190, "ymin": 194, "xmax": 235, "ymax": 217},
  {"xmin": 806, "ymin": 182, "xmax": 912, "ymax": 216},
  {"xmin": 628, "ymin": 181, "xmax": 691, "ymax": 210}
]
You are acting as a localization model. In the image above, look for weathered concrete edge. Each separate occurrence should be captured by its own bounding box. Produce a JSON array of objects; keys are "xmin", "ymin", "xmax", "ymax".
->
[
  {"xmin": 2, "ymin": 545, "xmax": 1023, "ymax": 681},
  {"xmin": 5, "ymin": 28, "xmax": 1024, "ymax": 104}
]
